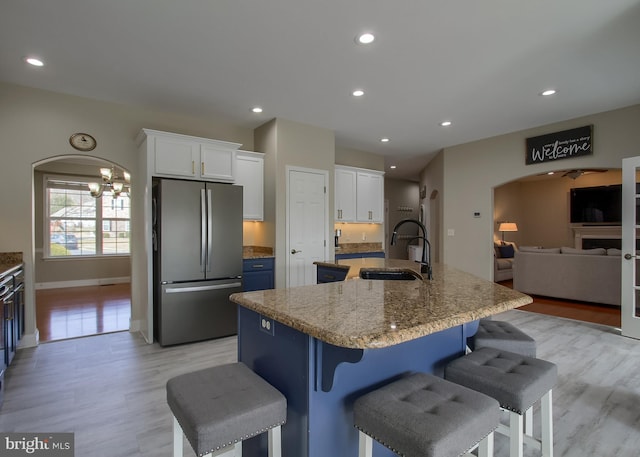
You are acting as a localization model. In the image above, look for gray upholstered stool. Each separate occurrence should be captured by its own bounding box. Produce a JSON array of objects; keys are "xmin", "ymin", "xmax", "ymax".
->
[
  {"xmin": 445, "ymin": 347, "xmax": 557, "ymax": 457},
  {"xmin": 166, "ymin": 362, "xmax": 287, "ymax": 457},
  {"xmin": 353, "ymin": 372, "xmax": 499, "ymax": 457},
  {"xmin": 469, "ymin": 319, "xmax": 537, "ymax": 357}
]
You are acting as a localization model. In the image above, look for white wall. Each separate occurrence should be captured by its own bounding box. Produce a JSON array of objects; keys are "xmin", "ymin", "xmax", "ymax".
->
[
  {"xmin": 440, "ymin": 103, "xmax": 640, "ymax": 280},
  {"xmin": 0, "ymin": 82, "xmax": 253, "ymax": 345}
]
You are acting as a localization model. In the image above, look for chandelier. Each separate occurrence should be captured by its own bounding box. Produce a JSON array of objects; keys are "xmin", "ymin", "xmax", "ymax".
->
[{"xmin": 88, "ymin": 167, "xmax": 130, "ymax": 198}]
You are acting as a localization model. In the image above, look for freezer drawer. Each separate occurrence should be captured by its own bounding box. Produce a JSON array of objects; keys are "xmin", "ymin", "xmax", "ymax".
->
[{"xmin": 158, "ymin": 279, "xmax": 242, "ymax": 346}]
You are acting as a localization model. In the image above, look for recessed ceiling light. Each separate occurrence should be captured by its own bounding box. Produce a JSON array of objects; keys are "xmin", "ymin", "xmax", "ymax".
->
[
  {"xmin": 547, "ymin": 171, "xmax": 555, "ymax": 175},
  {"xmin": 380, "ymin": 138, "xmax": 390, "ymax": 143},
  {"xmin": 540, "ymin": 89, "xmax": 557, "ymax": 96},
  {"xmin": 440, "ymin": 121, "xmax": 452, "ymax": 127},
  {"xmin": 356, "ymin": 33, "xmax": 375, "ymax": 44},
  {"xmin": 390, "ymin": 165, "xmax": 397, "ymax": 169},
  {"xmin": 352, "ymin": 89, "xmax": 364, "ymax": 97},
  {"xmin": 25, "ymin": 57, "xmax": 44, "ymax": 67},
  {"xmin": 252, "ymin": 107, "xmax": 263, "ymax": 113}
]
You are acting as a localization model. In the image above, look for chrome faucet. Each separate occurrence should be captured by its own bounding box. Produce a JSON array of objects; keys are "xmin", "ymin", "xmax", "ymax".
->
[{"xmin": 390, "ymin": 218, "xmax": 433, "ymax": 280}]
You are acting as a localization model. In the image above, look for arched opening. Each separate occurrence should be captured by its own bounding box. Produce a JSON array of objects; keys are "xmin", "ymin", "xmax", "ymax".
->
[
  {"xmin": 32, "ymin": 155, "xmax": 133, "ymax": 342},
  {"xmin": 492, "ymin": 167, "xmax": 622, "ymax": 326}
]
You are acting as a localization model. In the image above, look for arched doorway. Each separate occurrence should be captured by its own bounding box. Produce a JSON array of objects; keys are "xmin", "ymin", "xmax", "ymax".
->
[{"xmin": 33, "ymin": 155, "xmax": 133, "ymax": 342}]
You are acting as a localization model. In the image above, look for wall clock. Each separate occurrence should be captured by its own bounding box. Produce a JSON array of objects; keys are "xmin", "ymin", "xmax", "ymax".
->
[{"xmin": 69, "ymin": 133, "xmax": 97, "ymax": 151}]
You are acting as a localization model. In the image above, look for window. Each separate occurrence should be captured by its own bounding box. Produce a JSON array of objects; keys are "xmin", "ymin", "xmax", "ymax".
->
[{"xmin": 45, "ymin": 175, "xmax": 130, "ymax": 257}]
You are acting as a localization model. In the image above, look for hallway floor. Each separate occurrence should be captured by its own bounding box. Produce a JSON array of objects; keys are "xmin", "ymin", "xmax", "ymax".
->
[{"xmin": 35, "ymin": 283, "xmax": 131, "ymax": 342}]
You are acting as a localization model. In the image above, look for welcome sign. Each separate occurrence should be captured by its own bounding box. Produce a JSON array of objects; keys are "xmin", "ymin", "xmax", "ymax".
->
[{"xmin": 525, "ymin": 125, "xmax": 592, "ymax": 165}]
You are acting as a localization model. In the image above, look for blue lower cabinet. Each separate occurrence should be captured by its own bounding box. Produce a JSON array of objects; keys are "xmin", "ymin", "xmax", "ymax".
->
[
  {"xmin": 335, "ymin": 251, "xmax": 385, "ymax": 260},
  {"xmin": 242, "ymin": 258, "xmax": 275, "ymax": 292}
]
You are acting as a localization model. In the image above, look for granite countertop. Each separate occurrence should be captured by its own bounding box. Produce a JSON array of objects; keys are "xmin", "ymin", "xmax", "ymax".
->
[
  {"xmin": 0, "ymin": 252, "xmax": 23, "ymax": 278},
  {"xmin": 243, "ymin": 246, "xmax": 274, "ymax": 259},
  {"xmin": 230, "ymin": 260, "xmax": 532, "ymax": 349}
]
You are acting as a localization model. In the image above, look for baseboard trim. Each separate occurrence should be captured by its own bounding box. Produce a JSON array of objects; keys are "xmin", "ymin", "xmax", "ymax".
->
[
  {"xmin": 35, "ymin": 277, "xmax": 131, "ymax": 290},
  {"xmin": 18, "ymin": 329, "xmax": 40, "ymax": 349}
]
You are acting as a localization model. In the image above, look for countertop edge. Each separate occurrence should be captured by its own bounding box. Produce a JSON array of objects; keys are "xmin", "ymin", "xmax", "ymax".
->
[{"xmin": 231, "ymin": 291, "xmax": 533, "ymax": 349}]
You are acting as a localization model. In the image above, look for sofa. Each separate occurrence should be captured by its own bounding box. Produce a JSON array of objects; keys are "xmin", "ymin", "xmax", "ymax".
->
[
  {"xmin": 494, "ymin": 241, "xmax": 517, "ymax": 282},
  {"xmin": 513, "ymin": 246, "xmax": 622, "ymax": 306}
]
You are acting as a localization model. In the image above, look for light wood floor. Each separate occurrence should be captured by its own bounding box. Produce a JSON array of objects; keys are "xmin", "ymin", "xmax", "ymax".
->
[
  {"xmin": 35, "ymin": 283, "xmax": 131, "ymax": 342},
  {"xmin": 2, "ymin": 310, "xmax": 640, "ymax": 456}
]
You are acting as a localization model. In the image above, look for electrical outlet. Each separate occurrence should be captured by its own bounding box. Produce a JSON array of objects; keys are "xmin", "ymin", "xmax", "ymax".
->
[
  {"xmin": 362, "ymin": 232, "xmax": 366, "ymax": 241},
  {"xmin": 260, "ymin": 315, "xmax": 274, "ymax": 336}
]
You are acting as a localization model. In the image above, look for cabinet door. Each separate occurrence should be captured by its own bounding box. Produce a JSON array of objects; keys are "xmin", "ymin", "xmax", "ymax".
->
[
  {"xmin": 201, "ymin": 145, "xmax": 235, "ymax": 182},
  {"xmin": 236, "ymin": 152, "xmax": 264, "ymax": 220},
  {"xmin": 154, "ymin": 136, "xmax": 198, "ymax": 178},
  {"xmin": 335, "ymin": 168, "xmax": 356, "ymax": 222},
  {"xmin": 356, "ymin": 172, "xmax": 383, "ymax": 222}
]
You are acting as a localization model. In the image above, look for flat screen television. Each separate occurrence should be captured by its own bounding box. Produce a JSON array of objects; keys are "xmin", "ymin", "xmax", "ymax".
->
[{"xmin": 570, "ymin": 184, "xmax": 622, "ymax": 224}]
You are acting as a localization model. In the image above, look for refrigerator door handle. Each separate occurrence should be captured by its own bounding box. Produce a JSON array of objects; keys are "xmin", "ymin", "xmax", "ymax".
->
[
  {"xmin": 200, "ymin": 189, "xmax": 207, "ymax": 272},
  {"xmin": 165, "ymin": 282, "xmax": 242, "ymax": 294},
  {"xmin": 206, "ymin": 188, "xmax": 213, "ymax": 273}
]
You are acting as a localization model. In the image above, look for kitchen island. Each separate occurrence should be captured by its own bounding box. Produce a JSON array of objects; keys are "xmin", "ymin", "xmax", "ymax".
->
[{"xmin": 230, "ymin": 260, "xmax": 532, "ymax": 457}]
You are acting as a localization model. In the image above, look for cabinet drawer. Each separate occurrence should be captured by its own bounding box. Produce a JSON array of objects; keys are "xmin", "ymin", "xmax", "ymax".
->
[{"xmin": 243, "ymin": 258, "xmax": 275, "ymax": 291}]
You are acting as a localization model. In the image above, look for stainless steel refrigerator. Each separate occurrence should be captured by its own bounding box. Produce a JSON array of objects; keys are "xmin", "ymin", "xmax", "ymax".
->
[{"xmin": 153, "ymin": 178, "xmax": 243, "ymax": 346}]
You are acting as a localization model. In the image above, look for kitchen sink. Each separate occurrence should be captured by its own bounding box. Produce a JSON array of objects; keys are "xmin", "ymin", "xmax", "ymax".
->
[{"xmin": 359, "ymin": 269, "xmax": 421, "ymax": 281}]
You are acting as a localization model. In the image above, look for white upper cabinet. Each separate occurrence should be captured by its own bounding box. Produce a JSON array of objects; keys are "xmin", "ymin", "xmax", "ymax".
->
[
  {"xmin": 142, "ymin": 129, "xmax": 241, "ymax": 182},
  {"xmin": 235, "ymin": 151, "xmax": 264, "ymax": 221},
  {"xmin": 335, "ymin": 165, "xmax": 384, "ymax": 223},
  {"xmin": 154, "ymin": 136, "xmax": 199, "ymax": 177},
  {"xmin": 200, "ymin": 144, "xmax": 235, "ymax": 182},
  {"xmin": 356, "ymin": 171, "xmax": 384, "ymax": 223},
  {"xmin": 335, "ymin": 167, "xmax": 357, "ymax": 222}
]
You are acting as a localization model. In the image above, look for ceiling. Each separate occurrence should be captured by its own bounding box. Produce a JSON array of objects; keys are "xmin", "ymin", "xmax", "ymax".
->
[{"xmin": 2, "ymin": 1, "xmax": 640, "ymax": 181}]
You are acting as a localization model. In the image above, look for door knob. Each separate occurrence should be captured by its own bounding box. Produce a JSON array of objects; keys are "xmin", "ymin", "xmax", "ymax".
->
[
  {"xmin": 624, "ymin": 253, "xmax": 636, "ymax": 260},
  {"xmin": 291, "ymin": 249, "xmax": 302, "ymax": 254}
]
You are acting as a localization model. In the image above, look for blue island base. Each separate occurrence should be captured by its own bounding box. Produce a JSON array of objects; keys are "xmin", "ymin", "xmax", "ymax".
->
[{"xmin": 237, "ymin": 306, "xmax": 476, "ymax": 457}]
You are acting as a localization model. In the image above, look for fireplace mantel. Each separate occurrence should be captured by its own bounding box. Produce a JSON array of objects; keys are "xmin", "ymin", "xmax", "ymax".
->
[{"xmin": 572, "ymin": 225, "xmax": 621, "ymax": 249}]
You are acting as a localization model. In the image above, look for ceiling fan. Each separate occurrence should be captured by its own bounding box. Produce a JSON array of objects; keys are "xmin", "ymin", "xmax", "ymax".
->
[{"xmin": 561, "ymin": 169, "xmax": 607, "ymax": 180}]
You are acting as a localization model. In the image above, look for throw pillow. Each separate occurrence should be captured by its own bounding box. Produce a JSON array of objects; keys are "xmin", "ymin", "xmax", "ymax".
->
[
  {"xmin": 498, "ymin": 244, "xmax": 515, "ymax": 258},
  {"xmin": 607, "ymin": 248, "xmax": 622, "ymax": 256}
]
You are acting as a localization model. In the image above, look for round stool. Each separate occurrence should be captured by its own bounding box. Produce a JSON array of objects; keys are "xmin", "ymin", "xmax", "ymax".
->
[
  {"xmin": 469, "ymin": 319, "xmax": 537, "ymax": 357},
  {"xmin": 445, "ymin": 347, "xmax": 557, "ymax": 457},
  {"xmin": 166, "ymin": 362, "xmax": 287, "ymax": 457},
  {"xmin": 353, "ymin": 372, "xmax": 499, "ymax": 457}
]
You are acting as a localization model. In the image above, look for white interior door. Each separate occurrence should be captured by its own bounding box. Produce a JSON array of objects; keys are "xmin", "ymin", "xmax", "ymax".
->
[
  {"xmin": 287, "ymin": 167, "xmax": 328, "ymax": 287},
  {"xmin": 621, "ymin": 156, "xmax": 640, "ymax": 339}
]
